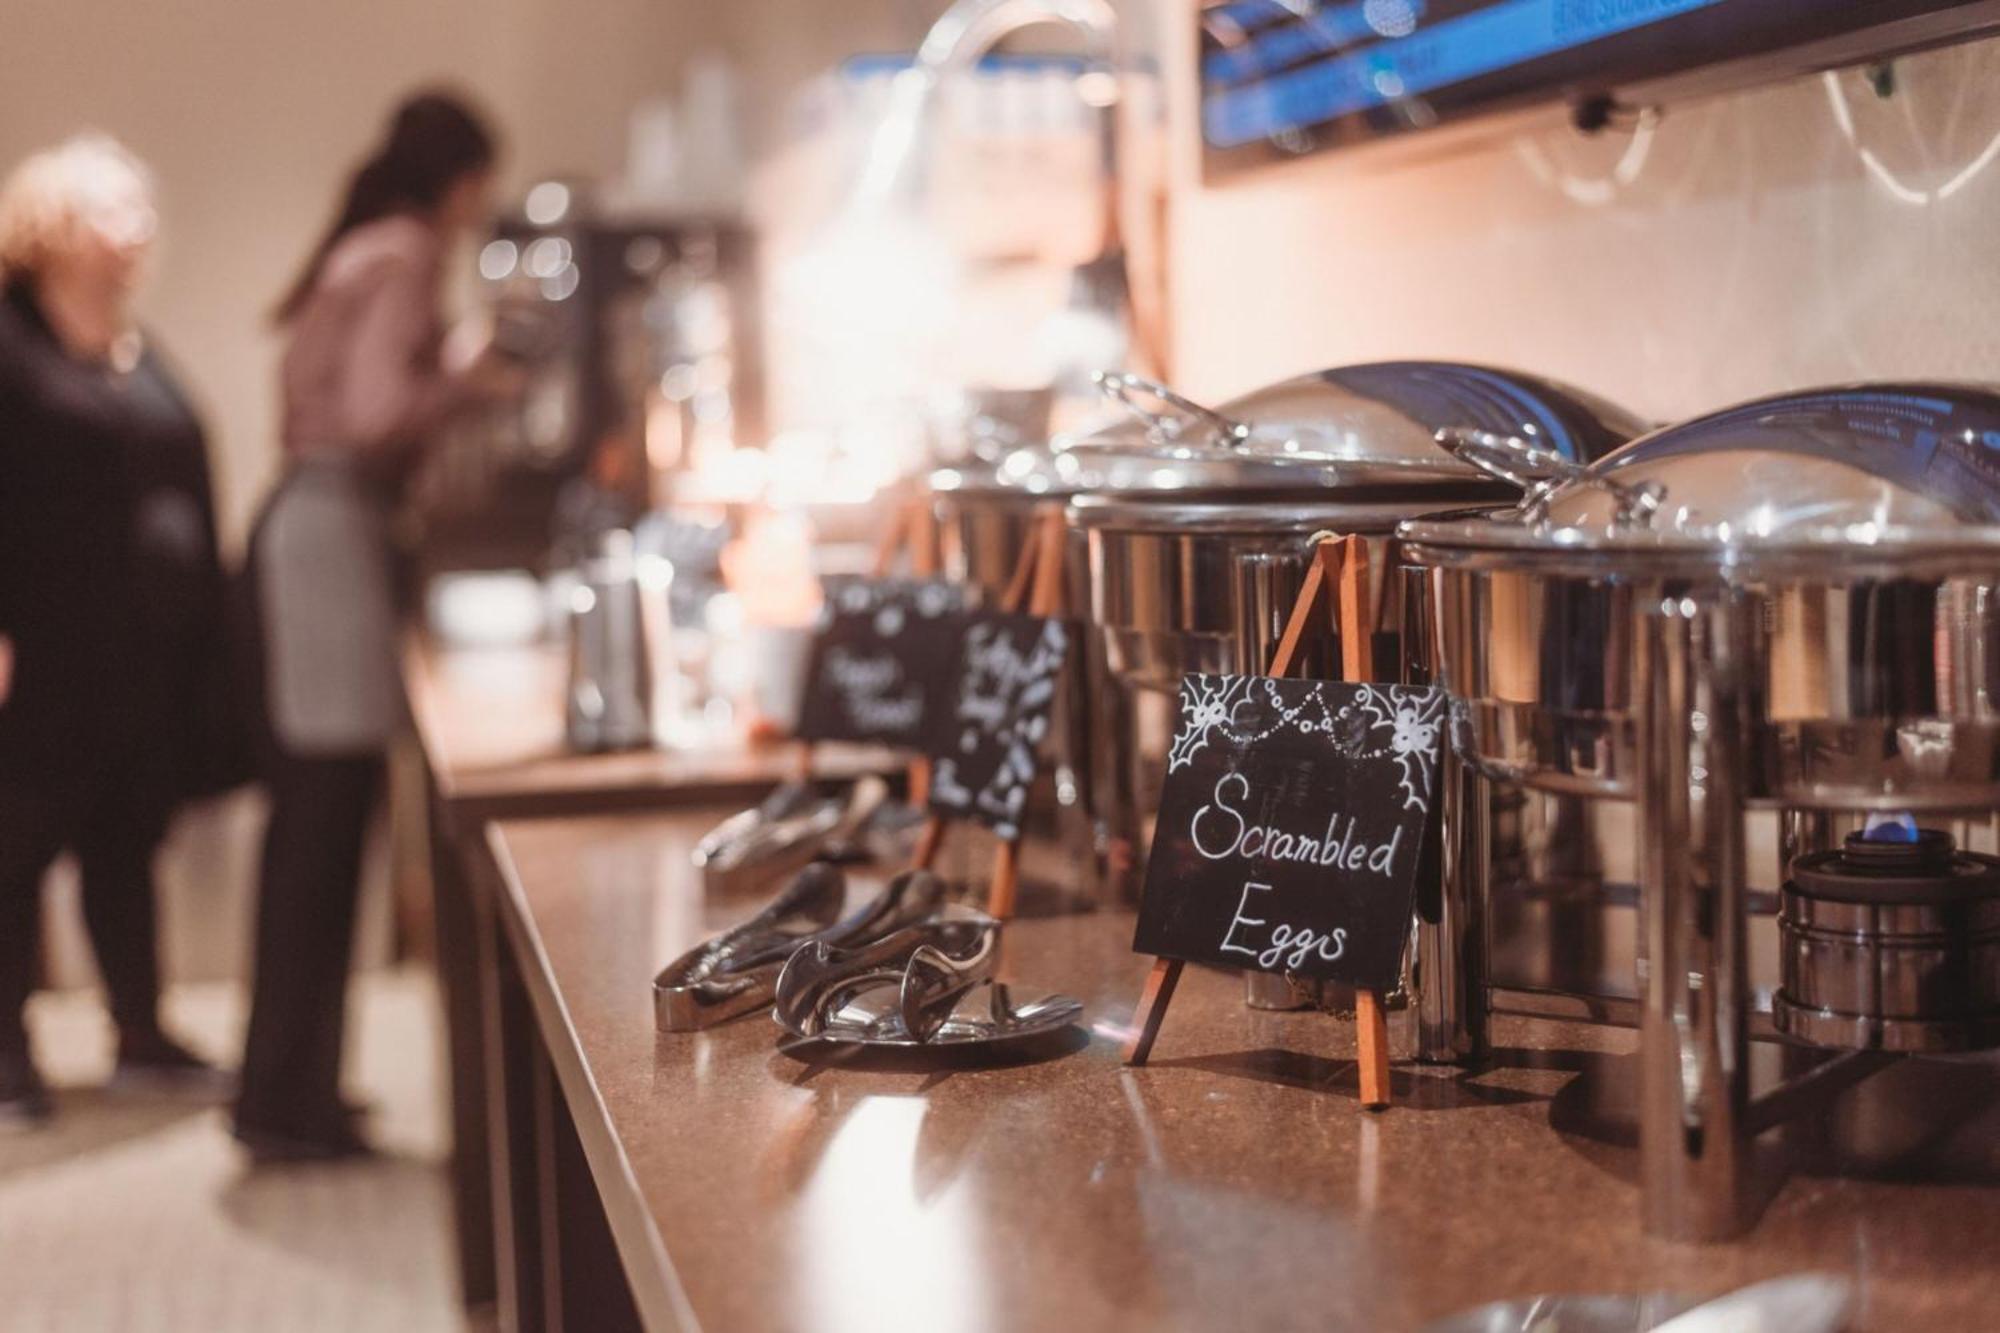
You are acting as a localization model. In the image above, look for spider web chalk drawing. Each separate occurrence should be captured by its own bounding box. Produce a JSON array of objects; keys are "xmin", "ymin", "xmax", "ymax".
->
[{"xmin": 1167, "ymin": 675, "xmax": 1443, "ymax": 815}]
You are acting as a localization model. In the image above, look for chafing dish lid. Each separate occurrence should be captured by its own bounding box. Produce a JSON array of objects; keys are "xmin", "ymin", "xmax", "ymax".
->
[
  {"xmin": 926, "ymin": 412, "xmax": 1143, "ymax": 500},
  {"xmin": 931, "ymin": 362, "xmax": 1639, "ymax": 498},
  {"xmin": 1402, "ymin": 384, "xmax": 2000, "ymax": 562}
]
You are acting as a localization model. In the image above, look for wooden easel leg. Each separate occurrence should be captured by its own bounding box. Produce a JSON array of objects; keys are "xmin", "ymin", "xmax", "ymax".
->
[
  {"xmin": 1332, "ymin": 534, "xmax": 1392, "ymax": 1110},
  {"xmin": 998, "ymin": 526, "xmax": 1041, "ymax": 613},
  {"xmin": 912, "ymin": 816, "xmax": 947, "ymax": 872},
  {"xmin": 1335, "ymin": 534, "xmax": 1374, "ymax": 682},
  {"xmin": 869, "ymin": 500, "xmax": 911, "ymax": 577},
  {"xmin": 1028, "ymin": 507, "xmax": 1067, "ymax": 615},
  {"xmin": 985, "ymin": 838, "xmax": 1022, "ymax": 919},
  {"xmin": 1355, "ymin": 989, "xmax": 1391, "ymax": 1109},
  {"xmin": 1263, "ymin": 538, "xmax": 1336, "ymax": 678},
  {"xmin": 1123, "ymin": 958, "xmax": 1185, "ymax": 1066},
  {"xmin": 909, "ymin": 503, "xmax": 940, "ymax": 578}
]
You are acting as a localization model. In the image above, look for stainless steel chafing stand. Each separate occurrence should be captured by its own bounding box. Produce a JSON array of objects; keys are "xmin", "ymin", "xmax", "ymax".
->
[{"xmin": 1403, "ymin": 384, "xmax": 2000, "ymax": 1239}]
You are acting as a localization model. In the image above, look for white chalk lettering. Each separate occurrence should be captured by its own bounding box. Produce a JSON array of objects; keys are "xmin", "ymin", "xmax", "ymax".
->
[
  {"xmin": 824, "ymin": 647, "xmax": 899, "ymax": 694},
  {"xmin": 1217, "ymin": 878, "xmax": 1347, "ymax": 970},
  {"xmin": 1187, "ymin": 773, "xmax": 1402, "ymax": 877},
  {"xmin": 823, "ymin": 648, "xmax": 922, "ymax": 731},
  {"xmin": 1192, "ymin": 774, "xmax": 1250, "ymax": 860},
  {"xmin": 1257, "ymin": 922, "xmax": 1347, "ymax": 971},
  {"xmin": 1219, "ymin": 881, "xmax": 1271, "ymax": 959}
]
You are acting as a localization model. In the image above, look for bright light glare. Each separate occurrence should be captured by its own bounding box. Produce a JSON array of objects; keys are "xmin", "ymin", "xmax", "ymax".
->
[
  {"xmin": 478, "ymin": 239, "xmax": 518, "ymax": 280},
  {"xmin": 524, "ymin": 181, "xmax": 571, "ymax": 226}
]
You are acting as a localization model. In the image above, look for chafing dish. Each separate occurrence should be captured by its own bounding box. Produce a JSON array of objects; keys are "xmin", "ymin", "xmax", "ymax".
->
[
  {"xmin": 1411, "ymin": 390, "xmax": 2000, "ymax": 807},
  {"xmin": 1402, "ymin": 383, "xmax": 2000, "ymax": 1240},
  {"xmin": 1069, "ymin": 365, "xmax": 1638, "ymax": 831},
  {"xmin": 1063, "ymin": 365, "xmax": 1640, "ymax": 1020}
]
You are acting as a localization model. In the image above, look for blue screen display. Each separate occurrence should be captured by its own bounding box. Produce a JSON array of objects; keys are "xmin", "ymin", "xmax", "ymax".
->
[{"xmin": 1200, "ymin": 0, "xmax": 2000, "ymax": 166}]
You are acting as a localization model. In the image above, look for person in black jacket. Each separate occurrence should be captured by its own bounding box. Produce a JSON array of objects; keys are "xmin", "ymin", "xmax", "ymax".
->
[{"xmin": 0, "ymin": 135, "xmax": 231, "ymax": 1124}]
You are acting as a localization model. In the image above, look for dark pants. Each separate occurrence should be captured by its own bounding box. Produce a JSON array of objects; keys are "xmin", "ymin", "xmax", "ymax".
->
[
  {"xmin": 0, "ymin": 775, "xmax": 165, "ymax": 1057},
  {"xmin": 233, "ymin": 747, "xmax": 381, "ymax": 1138}
]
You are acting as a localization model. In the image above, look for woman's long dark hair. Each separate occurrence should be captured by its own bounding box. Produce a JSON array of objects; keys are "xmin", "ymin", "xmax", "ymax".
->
[{"xmin": 275, "ymin": 90, "xmax": 495, "ymax": 321}]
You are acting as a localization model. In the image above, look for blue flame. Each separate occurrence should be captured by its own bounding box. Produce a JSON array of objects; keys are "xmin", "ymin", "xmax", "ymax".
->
[{"xmin": 1861, "ymin": 812, "xmax": 1920, "ymax": 843}]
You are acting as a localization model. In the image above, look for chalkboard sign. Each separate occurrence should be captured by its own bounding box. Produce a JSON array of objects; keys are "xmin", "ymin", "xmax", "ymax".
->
[
  {"xmin": 1133, "ymin": 674, "xmax": 1446, "ymax": 992},
  {"xmin": 926, "ymin": 613, "xmax": 1070, "ymax": 841},
  {"xmin": 795, "ymin": 577, "xmax": 966, "ymax": 748}
]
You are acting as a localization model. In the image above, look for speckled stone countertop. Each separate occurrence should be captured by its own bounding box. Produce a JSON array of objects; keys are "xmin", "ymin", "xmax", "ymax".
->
[{"xmin": 485, "ymin": 808, "xmax": 2000, "ymax": 1333}]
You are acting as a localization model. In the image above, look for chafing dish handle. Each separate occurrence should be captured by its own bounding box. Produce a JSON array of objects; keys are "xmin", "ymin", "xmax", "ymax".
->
[
  {"xmin": 1092, "ymin": 370, "xmax": 1248, "ymax": 445},
  {"xmin": 1432, "ymin": 426, "xmax": 1581, "ymax": 491},
  {"xmin": 1433, "ymin": 426, "xmax": 1665, "ymax": 527}
]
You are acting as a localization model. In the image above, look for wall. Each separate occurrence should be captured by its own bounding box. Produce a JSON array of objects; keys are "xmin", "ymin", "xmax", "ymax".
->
[
  {"xmin": 0, "ymin": 0, "xmax": 961, "ymax": 988},
  {"xmin": 0, "ymin": 0, "xmax": 727, "ymax": 987},
  {"xmin": 1157, "ymin": 7, "xmax": 2000, "ymax": 424},
  {"xmin": 0, "ymin": 0, "xmax": 733, "ymax": 541}
]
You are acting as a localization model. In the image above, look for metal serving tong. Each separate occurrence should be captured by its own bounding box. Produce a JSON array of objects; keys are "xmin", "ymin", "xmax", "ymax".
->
[
  {"xmin": 653, "ymin": 865, "xmax": 951, "ymax": 1032},
  {"xmin": 693, "ymin": 777, "xmax": 889, "ymax": 896},
  {"xmin": 773, "ymin": 910, "xmax": 1085, "ymax": 1052},
  {"xmin": 693, "ymin": 776, "xmax": 927, "ymax": 896},
  {"xmin": 773, "ymin": 909, "xmax": 1001, "ymax": 1043}
]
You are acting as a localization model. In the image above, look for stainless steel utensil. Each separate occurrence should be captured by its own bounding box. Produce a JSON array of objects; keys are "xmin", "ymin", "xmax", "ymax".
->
[
  {"xmin": 692, "ymin": 776, "xmax": 891, "ymax": 895},
  {"xmin": 653, "ymin": 865, "xmax": 951, "ymax": 1031},
  {"xmin": 771, "ymin": 902, "xmax": 1084, "ymax": 1052},
  {"xmin": 654, "ymin": 861, "xmax": 848, "ymax": 1031},
  {"xmin": 776, "ymin": 978, "xmax": 1084, "ymax": 1052},
  {"xmin": 1421, "ymin": 1293, "xmax": 1694, "ymax": 1333},
  {"xmin": 900, "ymin": 937, "xmax": 1001, "ymax": 1042},
  {"xmin": 773, "ymin": 909, "xmax": 998, "ymax": 1041},
  {"xmin": 1651, "ymin": 1274, "xmax": 1852, "ymax": 1333},
  {"xmin": 1421, "ymin": 1274, "xmax": 1851, "ymax": 1333}
]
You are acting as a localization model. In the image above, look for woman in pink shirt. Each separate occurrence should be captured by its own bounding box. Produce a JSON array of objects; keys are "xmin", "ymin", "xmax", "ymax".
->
[{"xmin": 236, "ymin": 91, "xmax": 515, "ymax": 1161}]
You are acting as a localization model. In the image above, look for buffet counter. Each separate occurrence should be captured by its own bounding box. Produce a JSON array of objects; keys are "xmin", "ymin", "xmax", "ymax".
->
[
  {"xmin": 403, "ymin": 632, "xmax": 896, "ymax": 1318},
  {"xmin": 471, "ymin": 805, "xmax": 2000, "ymax": 1333},
  {"xmin": 404, "ymin": 633, "xmax": 894, "ymax": 821}
]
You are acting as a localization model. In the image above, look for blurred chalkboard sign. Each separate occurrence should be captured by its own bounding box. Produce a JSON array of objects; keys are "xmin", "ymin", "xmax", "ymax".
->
[
  {"xmin": 795, "ymin": 577, "xmax": 966, "ymax": 749},
  {"xmin": 925, "ymin": 613, "xmax": 1070, "ymax": 842},
  {"xmin": 1132, "ymin": 673, "xmax": 1445, "ymax": 993}
]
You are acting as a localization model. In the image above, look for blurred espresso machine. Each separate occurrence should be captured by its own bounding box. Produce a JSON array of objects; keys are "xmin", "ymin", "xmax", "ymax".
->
[{"xmin": 419, "ymin": 180, "xmax": 763, "ymax": 574}]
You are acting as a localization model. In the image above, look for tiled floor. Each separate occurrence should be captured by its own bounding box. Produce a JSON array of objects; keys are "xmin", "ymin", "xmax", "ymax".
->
[{"xmin": 0, "ymin": 970, "xmax": 467, "ymax": 1333}]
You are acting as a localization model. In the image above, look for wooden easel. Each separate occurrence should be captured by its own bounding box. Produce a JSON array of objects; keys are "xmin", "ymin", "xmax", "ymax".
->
[
  {"xmin": 909, "ymin": 503, "xmax": 1067, "ymax": 921},
  {"xmin": 1122, "ymin": 532, "xmax": 1393, "ymax": 1110}
]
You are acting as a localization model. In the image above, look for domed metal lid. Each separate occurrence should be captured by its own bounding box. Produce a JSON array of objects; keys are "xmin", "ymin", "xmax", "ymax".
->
[
  {"xmin": 930, "ymin": 361, "xmax": 1642, "ymax": 500},
  {"xmin": 926, "ymin": 410, "xmax": 1158, "ymax": 501},
  {"xmin": 1402, "ymin": 384, "xmax": 2000, "ymax": 570}
]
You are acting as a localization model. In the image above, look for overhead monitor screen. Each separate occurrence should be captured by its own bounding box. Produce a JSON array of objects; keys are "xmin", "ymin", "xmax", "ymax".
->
[{"xmin": 1200, "ymin": 0, "xmax": 2000, "ymax": 172}]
